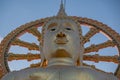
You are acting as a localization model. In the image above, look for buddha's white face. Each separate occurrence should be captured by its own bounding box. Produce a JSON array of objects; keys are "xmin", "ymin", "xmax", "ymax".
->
[{"xmin": 43, "ymin": 19, "xmax": 81, "ymax": 62}]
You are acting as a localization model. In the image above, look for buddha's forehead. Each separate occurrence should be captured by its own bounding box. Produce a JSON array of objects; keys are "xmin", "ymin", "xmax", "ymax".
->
[{"xmin": 44, "ymin": 18, "xmax": 78, "ymax": 29}]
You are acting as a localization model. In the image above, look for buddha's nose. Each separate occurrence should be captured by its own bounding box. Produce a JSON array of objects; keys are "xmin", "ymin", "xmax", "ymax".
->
[
  {"xmin": 56, "ymin": 32, "xmax": 66, "ymax": 38},
  {"xmin": 55, "ymin": 32, "xmax": 68, "ymax": 44}
]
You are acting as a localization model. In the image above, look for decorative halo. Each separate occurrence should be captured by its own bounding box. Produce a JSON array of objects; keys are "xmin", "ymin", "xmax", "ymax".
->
[{"xmin": 0, "ymin": 16, "xmax": 120, "ymax": 78}]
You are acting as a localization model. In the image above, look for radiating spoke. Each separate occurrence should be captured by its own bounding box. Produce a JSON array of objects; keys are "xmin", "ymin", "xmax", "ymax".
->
[
  {"xmin": 8, "ymin": 52, "xmax": 119, "ymax": 64},
  {"xmin": 11, "ymin": 39, "xmax": 39, "ymax": 50},
  {"xmin": 84, "ymin": 54, "xmax": 119, "ymax": 63},
  {"xmin": 85, "ymin": 40, "xmax": 115, "ymax": 53},
  {"xmin": 8, "ymin": 53, "xmax": 40, "ymax": 61},
  {"xmin": 8, "ymin": 53, "xmax": 119, "ymax": 63},
  {"xmin": 83, "ymin": 28, "xmax": 99, "ymax": 44},
  {"xmin": 30, "ymin": 62, "xmax": 41, "ymax": 68},
  {"xmin": 27, "ymin": 27, "xmax": 42, "ymax": 41}
]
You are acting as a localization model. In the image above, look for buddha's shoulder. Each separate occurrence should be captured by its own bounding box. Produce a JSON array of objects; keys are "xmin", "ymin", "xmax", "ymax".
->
[
  {"xmin": 1, "ymin": 68, "xmax": 46, "ymax": 80},
  {"xmin": 77, "ymin": 66, "xmax": 118, "ymax": 80},
  {"xmin": 76, "ymin": 66, "xmax": 99, "ymax": 72},
  {"xmin": 11, "ymin": 67, "xmax": 46, "ymax": 74},
  {"xmin": 76, "ymin": 66, "xmax": 108, "ymax": 75}
]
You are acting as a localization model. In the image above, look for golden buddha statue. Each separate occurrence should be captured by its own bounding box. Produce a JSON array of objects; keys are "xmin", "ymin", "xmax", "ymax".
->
[{"xmin": 1, "ymin": 1, "xmax": 118, "ymax": 80}]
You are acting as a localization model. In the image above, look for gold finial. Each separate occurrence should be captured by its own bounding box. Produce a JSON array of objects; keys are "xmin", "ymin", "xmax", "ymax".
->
[{"xmin": 57, "ymin": 0, "xmax": 67, "ymax": 17}]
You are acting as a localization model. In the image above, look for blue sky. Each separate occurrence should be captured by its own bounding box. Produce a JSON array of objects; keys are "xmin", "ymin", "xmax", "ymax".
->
[
  {"xmin": 0, "ymin": 0, "xmax": 120, "ymax": 72},
  {"xmin": 0, "ymin": 0, "xmax": 120, "ymax": 38}
]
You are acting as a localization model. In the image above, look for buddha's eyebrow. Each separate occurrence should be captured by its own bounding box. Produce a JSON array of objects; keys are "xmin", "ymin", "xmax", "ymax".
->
[{"xmin": 47, "ymin": 23, "xmax": 58, "ymax": 30}]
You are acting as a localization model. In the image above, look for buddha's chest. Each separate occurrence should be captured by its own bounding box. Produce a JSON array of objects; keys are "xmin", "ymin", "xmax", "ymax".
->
[
  {"xmin": 47, "ymin": 69, "xmax": 79, "ymax": 80},
  {"xmin": 30, "ymin": 68, "xmax": 96, "ymax": 80}
]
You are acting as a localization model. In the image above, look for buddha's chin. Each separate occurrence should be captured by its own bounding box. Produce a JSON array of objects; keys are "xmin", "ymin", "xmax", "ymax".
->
[{"xmin": 51, "ymin": 49, "xmax": 72, "ymax": 58}]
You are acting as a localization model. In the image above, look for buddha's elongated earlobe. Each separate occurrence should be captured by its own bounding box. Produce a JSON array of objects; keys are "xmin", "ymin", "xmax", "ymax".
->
[
  {"xmin": 76, "ymin": 53, "xmax": 83, "ymax": 66},
  {"xmin": 76, "ymin": 58, "xmax": 80, "ymax": 66},
  {"xmin": 39, "ymin": 44, "xmax": 47, "ymax": 67}
]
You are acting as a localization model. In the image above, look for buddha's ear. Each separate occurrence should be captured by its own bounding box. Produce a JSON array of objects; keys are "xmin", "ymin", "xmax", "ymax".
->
[
  {"xmin": 39, "ymin": 44, "xmax": 45, "ymax": 67},
  {"xmin": 77, "ymin": 44, "xmax": 84, "ymax": 66},
  {"xmin": 39, "ymin": 44, "xmax": 43, "ymax": 53}
]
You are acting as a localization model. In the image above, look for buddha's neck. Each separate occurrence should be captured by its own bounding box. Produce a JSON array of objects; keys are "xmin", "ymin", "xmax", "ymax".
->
[{"xmin": 48, "ymin": 58, "xmax": 75, "ymax": 67}]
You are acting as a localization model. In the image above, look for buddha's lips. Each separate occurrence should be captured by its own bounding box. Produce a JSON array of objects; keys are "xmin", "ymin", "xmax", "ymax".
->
[{"xmin": 54, "ymin": 37, "xmax": 68, "ymax": 44}]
